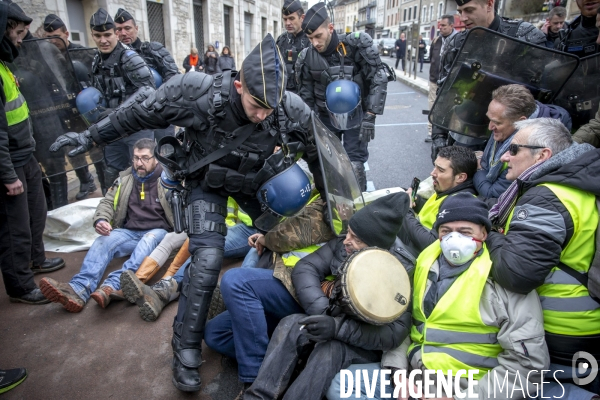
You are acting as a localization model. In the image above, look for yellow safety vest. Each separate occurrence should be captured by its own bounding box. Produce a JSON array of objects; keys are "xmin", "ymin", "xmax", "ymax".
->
[
  {"xmin": 0, "ymin": 61, "xmax": 29, "ymax": 126},
  {"xmin": 226, "ymin": 197, "xmax": 253, "ymax": 227},
  {"xmin": 281, "ymin": 243, "xmax": 325, "ymax": 267},
  {"xmin": 504, "ymin": 182, "xmax": 600, "ymax": 336},
  {"xmin": 409, "ymin": 242, "xmax": 502, "ymax": 379},
  {"xmin": 417, "ymin": 193, "xmax": 447, "ymax": 230}
]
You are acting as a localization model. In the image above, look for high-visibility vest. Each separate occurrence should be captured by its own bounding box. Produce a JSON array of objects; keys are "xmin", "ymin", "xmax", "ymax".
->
[
  {"xmin": 226, "ymin": 197, "xmax": 253, "ymax": 227},
  {"xmin": 0, "ymin": 61, "xmax": 29, "ymax": 126},
  {"xmin": 408, "ymin": 243, "xmax": 502, "ymax": 379},
  {"xmin": 281, "ymin": 243, "xmax": 325, "ymax": 267},
  {"xmin": 505, "ymin": 182, "xmax": 600, "ymax": 336},
  {"xmin": 417, "ymin": 193, "xmax": 447, "ymax": 230}
]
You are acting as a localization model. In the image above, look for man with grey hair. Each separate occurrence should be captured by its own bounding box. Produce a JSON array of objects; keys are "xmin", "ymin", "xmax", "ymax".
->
[
  {"xmin": 486, "ymin": 117, "xmax": 600, "ymax": 398},
  {"xmin": 542, "ymin": 6, "xmax": 567, "ymax": 48}
]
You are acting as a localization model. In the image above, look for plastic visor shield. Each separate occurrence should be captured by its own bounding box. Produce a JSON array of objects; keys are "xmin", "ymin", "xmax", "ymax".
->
[
  {"xmin": 430, "ymin": 28, "xmax": 579, "ymax": 140},
  {"xmin": 313, "ymin": 115, "xmax": 365, "ymax": 236},
  {"xmin": 67, "ymin": 47, "xmax": 97, "ymax": 87},
  {"xmin": 554, "ymin": 53, "xmax": 600, "ymax": 132},
  {"xmin": 8, "ymin": 38, "xmax": 103, "ymax": 177}
]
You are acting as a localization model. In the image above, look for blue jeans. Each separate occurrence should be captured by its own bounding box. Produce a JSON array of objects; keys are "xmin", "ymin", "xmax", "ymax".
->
[
  {"xmin": 69, "ymin": 228, "xmax": 167, "ymax": 301},
  {"xmin": 327, "ymin": 363, "xmax": 392, "ymax": 400},
  {"xmin": 173, "ymin": 260, "xmax": 188, "ymax": 284},
  {"xmin": 224, "ymin": 223, "xmax": 257, "ymax": 259},
  {"xmin": 240, "ymin": 247, "xmax": 260, "ymax": 269},
  {"xmin": 204, "ymin": 268, "xmax": 303, "ymax": 382}
]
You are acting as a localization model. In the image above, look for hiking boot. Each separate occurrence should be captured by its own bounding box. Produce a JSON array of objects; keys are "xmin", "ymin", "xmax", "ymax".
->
[
  {"xmin": 109, "ymin": 289, "xmax": 126, "ymax": 302},
  {"xmin": 90, "ymin": 286, "xmax": 114, "ymax": 309},
  {"xmin": 75, "ymin": 178, "xmax": 97, "ymax": 200},
  {"xmin": 31, "ymin": 258, "xmax": 65, "ymax": 274},
  {"xmin": 0, "ymin": 368, "xmax": 27, "ymax": 394},
  {"xmin": 39, "ymin": 278, "xmax": 85, "ymax": 312},
  {"xmin": 120, "ymin": 269, "xmax": 145, "ymax": 304},
  {"xmin": 140, "ymin": 277, "xmax": 179, "ymax": 322},
  {"xmin": 9, "ymin": 288, "xmax": 50, "ymax": 305}
]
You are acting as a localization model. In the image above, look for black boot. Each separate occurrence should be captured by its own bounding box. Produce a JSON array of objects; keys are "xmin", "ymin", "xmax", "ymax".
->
[
  {"xmin": 74, "ymin": 167, "xmax": 97, "ymax": 200},
  {"xmin": 48, "ymin": 174, "xmax": 69, "ymax": 209},
  {"xmin": 171, "ymin": 247, "xmax": 224, "ymax": 392},
  {"xmin": 351, "ymin": 161, "xmax": 367, "ymax": 192},
  {"xmin": 94, "ymin": 161, "xmax": 107, "ymax": 195},
  {"xmin": 102, "ymin": 166, "xmax": 121, "ymax": 196}
]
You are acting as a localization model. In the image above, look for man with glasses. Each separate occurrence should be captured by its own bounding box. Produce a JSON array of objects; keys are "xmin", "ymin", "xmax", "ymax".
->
[
  {"xmin": 487, "ymin": 118, "xmax": 600, "ymax": 398},
  {"xmin": 39, "ymin": 139, "xmax": 175, "ymax": 313}
]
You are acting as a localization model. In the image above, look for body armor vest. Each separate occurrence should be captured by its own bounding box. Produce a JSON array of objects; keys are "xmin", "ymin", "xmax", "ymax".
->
[
  {"xmin": 277, "ymin": 32, "xmax": 309, "ymax": 92},
  {"xmin": 557, "ymin": 16, "xmax": 599, "ymax": 58},
  {"xmin": 91, "ymin": 43, "xmax": 134, "ymax": 109}
]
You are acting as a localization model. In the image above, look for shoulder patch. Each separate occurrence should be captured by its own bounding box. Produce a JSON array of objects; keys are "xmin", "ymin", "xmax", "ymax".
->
[{"xmin": 516, "ymin": 209, "xmax": 528, "ymax": 220}]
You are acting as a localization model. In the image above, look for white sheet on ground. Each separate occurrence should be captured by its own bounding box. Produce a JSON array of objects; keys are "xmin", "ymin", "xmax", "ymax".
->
[{"xmin": 43, "ymin": 198, "xmax": 101, "ymax": 253}]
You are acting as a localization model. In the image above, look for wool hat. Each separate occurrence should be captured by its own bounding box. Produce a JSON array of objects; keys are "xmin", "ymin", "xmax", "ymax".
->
[
  {"xmin": 432, "ymin": 192, "xmax": 491, "ymax": 232},
  {"xmin": 90, "ymin": 8, "xmax": 115, "ymax": 32},
  {"xmin": 349, "ymin": 192, "xmax": 409, "ymax": 249},
  {"xmin": 43, "ymin": 14, "xmax": 65, "ymax": 32},
  {"xmin": 7, "ymin": 0, "xmax": 32, "ymax": 25},
  {"xmin": 114, "ymin": 8, "xmax": 134, "ymax": 24},
  {"xmin": 283, "ymin": 0, "xmax": 303, "ymax": 16},
  {"xmin": 302, "ymin": 2, "xmax": 329, "ymax": 34},
  {"xmin": 241, "ymin": 33, "xmax": 286, "ymax": 109}
]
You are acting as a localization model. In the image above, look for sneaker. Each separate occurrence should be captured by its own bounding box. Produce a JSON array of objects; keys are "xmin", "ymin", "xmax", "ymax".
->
[
  {"xmin": 9, "ymin": 288, "xmax": 50, "ymax": 305},
  {"xmin": 31, "ymin": 258, "xmax": 65, "ymax": 274},
  {"xmin": 39, "ymin": 278, "xmax": 85, "ymax": 312},
  {"xmin": 90, "ymin": 286, "xmax": 114, "ymax": 309},
  {"xmin": 0, "ymin": 368, "xmax": 27, "ymax": 394}
]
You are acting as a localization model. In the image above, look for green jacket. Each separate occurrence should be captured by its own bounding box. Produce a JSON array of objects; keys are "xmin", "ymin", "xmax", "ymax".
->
[
  {"xmin": 573, "ymin": 106, "xmax": 600, "ymax": 148},
  {"xmin": 93, "ymin": 169, "xmax": 174, "ymax": 229}
]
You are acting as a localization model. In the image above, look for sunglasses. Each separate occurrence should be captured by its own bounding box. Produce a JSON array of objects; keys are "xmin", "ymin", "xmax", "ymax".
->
[{"xmin": 508, "ymin": 143, "xmax": 545, "ymax": 156}]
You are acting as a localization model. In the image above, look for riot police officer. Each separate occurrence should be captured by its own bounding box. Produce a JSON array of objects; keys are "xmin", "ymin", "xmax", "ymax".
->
[
  {"xmin": 295, "ymin": 3, "xmax": 390, "ymax": 191},
  {"xmin": 431, "ymin": 0, "xmax": 546, "ymax": 160},
  {"xmin": 50, "ymin": 34, "xmax": 321, "ymax": 392},
  {"xmin": 276, "ymin": 0, "xmax": 309, "ymax": 94},
  {"xmin": 42, "ymin": 14, "xmax": 97, "ymax": 202},
  {"xmin": 555, "ymin": 0, "xmax": 599, "ymax": 57},
  {"xmin": 88, "ymin": 8, "xmax": 155, "ymax": 193}
]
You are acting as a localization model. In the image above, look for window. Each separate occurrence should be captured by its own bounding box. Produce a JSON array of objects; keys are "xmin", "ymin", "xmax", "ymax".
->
[
  {"xmin": 422, "ymin": 6, "xmax": 426, "ymax": 22},
  {"xmin": 430, "ymin": 5, "xmax": 434, "ymax": 21},
  {"xmin": 223, "ymin": 6, "xmax": 232, "ymax": 47},
  {"xmin": 262, "ymin": 17, "xmax": 267, "ymax": 39},
  {"xmin": 403, "ymin": 8, "xmax": 406, "ymax": 21},
  {"xmin": 408, "ymin": 7, "xmax": 411, "ymax": 20},
  {"xmin": 438, "ymin": 2, "xmax": 443, "ymax": 18},
  {"xmin": 273, "ymin": 20, "xmax": 278, "ymax": 37},
  {"xmin": 147, "ymin": 1, "xmax": 165, "ymax": 44},
  {"xmin": 193, "ymin": 1, "xmax": 204, "ymax": 50},
  {"xmin": 413, "ymin": 6, "xmax": 417, "ymax": 20},
  {"xmin": 244, "ymin": 13, "xmax": 252, "ymax": 56}
]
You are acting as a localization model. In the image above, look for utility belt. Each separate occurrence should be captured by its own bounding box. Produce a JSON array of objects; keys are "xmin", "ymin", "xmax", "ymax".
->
[{"xmin": 545, "ymin": 332, "xmax": 600, "ymax": 365}]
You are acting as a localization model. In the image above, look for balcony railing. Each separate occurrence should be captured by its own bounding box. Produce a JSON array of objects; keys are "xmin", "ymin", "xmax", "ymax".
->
[{"xmin": 356, "ymin": 18, "xmax": 376, "ymax": 27}]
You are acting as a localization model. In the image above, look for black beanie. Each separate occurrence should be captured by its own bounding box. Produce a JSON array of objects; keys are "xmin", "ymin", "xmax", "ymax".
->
[
  {"xmin": 432, "ymin": 192, "xmax": 491, "ymax": 232},
  {"xmin": 349, "ymin": 192, "xmax": 409, "ymax": 249}
]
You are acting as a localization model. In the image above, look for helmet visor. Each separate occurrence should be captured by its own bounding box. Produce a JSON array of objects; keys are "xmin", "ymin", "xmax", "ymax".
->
[{"xmin": 326, "ymin": 101, "xmax": 364, "ymax": 130}]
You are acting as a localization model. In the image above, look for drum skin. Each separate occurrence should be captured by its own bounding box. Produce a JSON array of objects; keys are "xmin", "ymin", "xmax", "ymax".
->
[{"xmin": 333, "ymin": 247, "xmax": 411, "ymax": 325}]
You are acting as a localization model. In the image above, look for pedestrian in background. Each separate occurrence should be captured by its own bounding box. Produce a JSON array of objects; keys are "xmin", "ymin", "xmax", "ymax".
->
[
  {"xmin": 394, "ymin": 32, "xmax": 406, "ymax": 71},
  {"xmin": 183, "ymin": 48, "xmax": 203, "ymax": 72},
  {"xmin": 204, "ymin": 44, "xmax": 220, "ymax": 75},
  {"xmin": 217, "ymin": 46, "xmax": 235, "ymax": 71}
]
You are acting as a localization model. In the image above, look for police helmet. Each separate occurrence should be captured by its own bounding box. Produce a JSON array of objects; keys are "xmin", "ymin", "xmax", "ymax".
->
[
  {"xmin": 325, "ymin": 80, "xmax": 363, "ymax": 130},
  {"xmin": 76, "ymin": 87, "xmax": 106, "ymax": 124},
  {"xmin": 254, "ymin": 163, "xmax": 312, "ymax": 231},
  {"xmin": 150, "ymin": 67, "xmax": 163, "ymax": 88}
]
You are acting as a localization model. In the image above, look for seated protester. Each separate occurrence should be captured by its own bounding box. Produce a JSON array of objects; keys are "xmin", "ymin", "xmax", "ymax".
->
[
  {"xmin": 474, "ymin": 84, "xmax": 572, "ymax": 199},
  {"xmin": 328, "ymin": 193, "xmax": 550, "ymax": 399},
  {"xmin": 487, "ymin": 118, "xmax": 600, "ymax": 398},
  {"xmin": 39, "ymin": 139, "xmax": 174, "ymax": 312},
  {"xmin": 243, "ymin": 192, "xmax": 412, "ymax": 400},
  {"xmin": 202, "ymin": 193, "xmax": 335, "ymax": 392},
  {"xmin": 573, "ymin": 104, "xmax": 600, "ymax": 148},
  {"xmin": 120, "ymin": 198, "xmax": 257, "ymax": 322},
  {"xmin": 398, "ymin": 146, "xmax": 477, "ymax": 257}
]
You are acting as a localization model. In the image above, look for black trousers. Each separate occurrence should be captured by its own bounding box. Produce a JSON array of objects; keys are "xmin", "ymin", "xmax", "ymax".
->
[
  {"xmin": 395, "ymin": 56, "xmax": 405, "ymax": 71},
  {"xmin": 0, "ymin": 156, "xmax": 46, "ymax": 297},
  {"xmin": 319, "ymin": 113, "xmax": 369, "ymax": 164}
]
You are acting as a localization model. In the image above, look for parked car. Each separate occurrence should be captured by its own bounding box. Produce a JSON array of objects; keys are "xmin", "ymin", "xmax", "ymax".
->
[
  {"xmin": 407, "ymin": 38, "xmax": 431, "ymax": 62},
  {"xmin": 378, "ymin": 38, "xmax": 397, "ymax": 58}
]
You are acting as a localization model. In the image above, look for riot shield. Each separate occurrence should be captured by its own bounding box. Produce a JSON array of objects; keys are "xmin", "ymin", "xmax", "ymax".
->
[
  {"xmin": 430, "ymin": 28, "xmax": 579, "ymax": 140},
  {"xmin": 312, "ymin": 115, "xmax": 365, "ymax": 236},
  {"xmin": 554, "ymin": 53, "xmax": 600, "ymax": 132},
  {"xmin": 9, "ymin": 38, "xmax": 103, "ymax": 177},
  {"xmin": 67, "ymin": 47, "xmax": 97, "ymax": 88}
]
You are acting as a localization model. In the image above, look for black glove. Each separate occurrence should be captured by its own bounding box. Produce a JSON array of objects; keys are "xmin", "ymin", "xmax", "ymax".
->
[
  {"xmin": 359, "ymin": 113, "xmax": 376, "ymax": 143},
  {"xmin": 298, "ymin": 315, "xmax": 336, "ymax": 343},
  {"xmin": 49, "ymin": 131, "xmax": 95, "ymax": 157}
]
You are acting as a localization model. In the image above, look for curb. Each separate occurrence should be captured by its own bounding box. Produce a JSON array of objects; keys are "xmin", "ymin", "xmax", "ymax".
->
[{"xmin": 394, "ymin": 68, "xmax": 429, "ymax": 95}]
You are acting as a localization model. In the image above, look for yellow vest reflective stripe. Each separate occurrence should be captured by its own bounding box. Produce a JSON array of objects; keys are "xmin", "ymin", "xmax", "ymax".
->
[
  {"xmin": 281, "ymin": 243, "xmax": 325, "ymax": 267},
  {"xmin": 226, "ymin": 197, "xmax": 253, "ymax": 227},
  {"xmin": 408, "ymin": 242, "xmax": 502, "ymax": 379},
  {"xmin": 417, "ymin": 193, "xmax": 446, "ymax": 230},
  {"xmin": 113, "ymin": 181, "xmax": 122, "ymax": 211},
  {"xmin": 504, "ymin": 182, "xmax": 600, "ymax": 336},
  {"xmin": 0, "ymin": 62, "xmax": 29, "ymax": 126}
]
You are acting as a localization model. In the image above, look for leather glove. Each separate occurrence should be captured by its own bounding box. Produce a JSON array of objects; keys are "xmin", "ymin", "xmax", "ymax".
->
[
  {"xmin": 298, "ymin": 315, "xmax": 336, "ymax": 343},
  {"xmin": 359, "ymin": 113, "xmax": 376, "ymax": 143},
  {"xmin": 49, "ymin": 131, "xmax": 95, "ymax": 157}
]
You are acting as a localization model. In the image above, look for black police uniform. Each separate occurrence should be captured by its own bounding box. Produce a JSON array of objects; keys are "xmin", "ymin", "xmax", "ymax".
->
[
  {"xmin": 295, "ymin": 3, "xmax": 389, "ymax": 191},
  {"xmin": 431, "ymin": 6, "xmax": 546, "ymax": 160},
  {"xmin": 89, "ymin": 9, "xmax": 156, "ymax": 192},
  {"xmin": 556, "ymin": 15, "xmax": 599, "ymax": 57},
  {"xmin": 276, "ymin": 0, "xmax": 310, "ymax": 94},
  {"xmin": 50, "ymin": 34, "xmax": 320, "ymax": 392},
  {"xmin": 42, "ymin": 13, "xmax": 96, "ymax": 204}
]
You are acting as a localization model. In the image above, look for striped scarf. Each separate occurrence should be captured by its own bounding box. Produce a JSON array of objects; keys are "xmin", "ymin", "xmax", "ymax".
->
[{"xmin": 488, "ymin": 160, "xmax": 546, "ymax": 229}]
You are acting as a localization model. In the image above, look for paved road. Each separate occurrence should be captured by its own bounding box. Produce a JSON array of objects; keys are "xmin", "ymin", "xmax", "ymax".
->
[
  {"xmin": 0, "ymin": 83, "xmax": 434, "ymax": 400},
  {"xmin": 380, "ymin": 53, "xmax": 431, "ymax": 80}
]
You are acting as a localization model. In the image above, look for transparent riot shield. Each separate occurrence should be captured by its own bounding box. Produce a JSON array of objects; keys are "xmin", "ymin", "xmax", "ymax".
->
[
  {"xmin": 9, "ymin": 38, "xmax": 103, "ymax": 177},
  {"xmin": 312, "ymin": 115, "xmax": 365, "ymax": 236},
  {"xmin": 430, "ymin": 28, "xmax": 579, "ymax": 140},
  {"xmin": 67, "ymin": 47, "xmax": 97, "ymax": 88},
  {"xmin": 554, "ymin": 53, "xmax": 600, "ymax": 132}
]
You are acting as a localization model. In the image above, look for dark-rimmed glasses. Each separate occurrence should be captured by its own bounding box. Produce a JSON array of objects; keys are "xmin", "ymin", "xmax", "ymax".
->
[
  {"xmin": 508, "ymin": 143, "xmax": 545, "ymax": 156},
  {"xmin": 132, "ymin": 156, "xmax": 154, "ymax": 164}
]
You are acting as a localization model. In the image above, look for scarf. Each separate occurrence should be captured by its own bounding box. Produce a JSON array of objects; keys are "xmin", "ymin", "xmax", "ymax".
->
[
  {"xmin": 481, "ymin": 133, "xmax": 515, "ymax": 182},
  {"xmin": 321, "ymin": 30, "xmax": 339, "ymax": 57},
  {"xmin": 189, "ymin": 54, "xmax": 198, "ymax": 67},
  {"xmin": 488, "ymin": 160, "xmax": 546, "ymax": 229}
]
